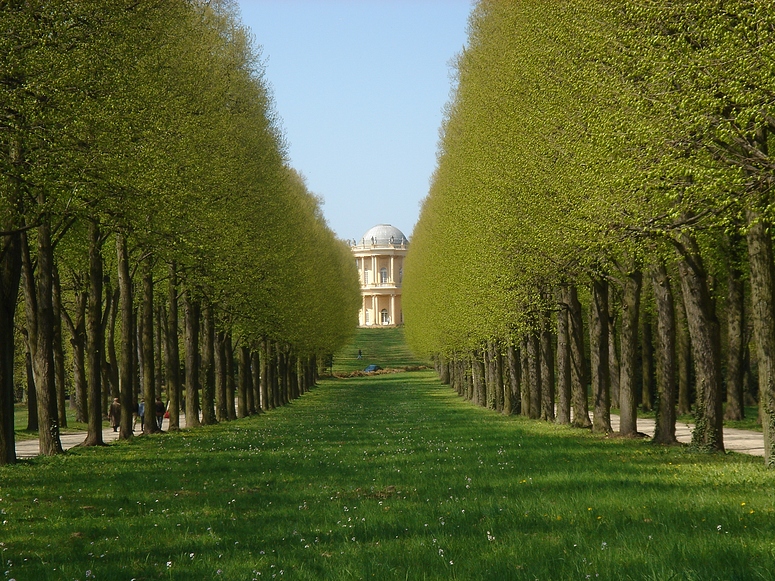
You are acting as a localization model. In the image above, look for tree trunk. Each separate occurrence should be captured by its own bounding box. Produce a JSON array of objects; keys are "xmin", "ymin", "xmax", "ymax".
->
[
  {"xmin": 266, "ymin": 340, "xmax": 277, "ymax": 410},
  {"xmin": 136, "ymin": 307, "xmax": 144, "ymax": 416},
  {"xmin": 519, "ymin": 337, "xmax": 530, "ymax": 415},
  {"xmin": 472, "ymin": 348, "xmax": 486, "ymax": 407},
  {"xmin": 164, "ymin": 262, "xmax": 181, "ymax": 430},
  {"xmin": 260, "ymin": 338, "xmax": 269, "ymax": 411},
  {"xmin": 83, "ymin": 220, "xmax": 106, "ymax": 445},
  {"xmin": 567, "ymin": 285, "xmax": 591, "ymax": 428},
  {"xmin": 651, "ymin": 262, "xmax": 677, "ymax": 445},
  {"xmin": 116, "ymin": 232, "xmax": 134, "ymax": 439},
  {"xmin": 608, "ymin": 302, "xmax": 620, "ymax": 409},
  {"xmin": 675, "ymin": 231, "xmax": 724, "ymax": 452},
  {"xmin": 0, "ymin": 226, "xmax": 22, "ymax": 465},
  {"xmin": 502, "ymin": 347, "xmax": 512, "ymax": 415},
  {"xmin": 106, "ymin": 286, "xmax": 120, "ymax": 400},
  {"xmin": 289, "ymin": 352, "xmax": 298, "ymax": 400},
  {"xmin": 62, "ymin": 287, "xmax": 87, "ymax": 423},
  {"xmin": 215, "ymin": 332, "xmax": 228, "ymax": 421},
  {"xmin": 237, "ymin": 345, "xmax": 249, "ymax": 418},
  {"xmin": 527, "ymin": 332, "xmax": 541, "ymax": 420},
  {"xmin": 641, "ymin": 314, "xmax": 654, "ymax": 412},
  {"xmin": 154, "ymin": 303, "xmax": 162, "ymax": 400},
  {"xmin": 619, "ymin": 269, "xmax": 641, "ymax": 436},
  {"xmin": 745, "ymin": 207, "xmax": 775, "ymax": 465},
  {"xmin": 252, "ymin": 350, "xmax": 262, "ymax": 413},
  {"xmin": 25, "ymin": 345, "xmax": 37, "ymax": 431},
  {"xmin": 540, "ymin": 319, "xmax": 555, "ymax": 422},
  {"xmin": 484, "ymin": 344, "xmax": 495, "ymax": 410},
  {"xmin": 248, "ymin": 348, "xmax": 258, "ymax": 411},
  {"xmin": 675, "ymin": 282, "xmax": 692, "ymax": 416},
  {"xmin": 724, "ymin": 235, "xmax": 745, "ymax": 421},
  {"xmin": 51, "ymin": 266, "xmax": 67, "ymax": 428},
  {"xmin": 184, "ymin": 292, "xmax": 201, "ymax": 428},
  {"xmin": 279, "ymin": 347, "xmax": 289, "ymax": 405},
  {"xmin": 506, "ymin": 343, "xmax": 521, "ymax": 415},
  {"xmin": 439, "ymin": 353, "xmax": 450, "ymax": 384},
  {"xmin": 141, "ymin": 256, "xmax": 158, "ymax": 435},
  {"xmin": 556, "ymin": 290, "xmax": 571, "ymax": 425},
  {"xmin": 200, "ymin": 304, "xmax": 216, "ymax": 425},
  {"xmin": 22, "ymin": 221, "xmax": 62, "ymax": 455},
  {"xmin": 590, "ymin": 278, "xmax": 611, "ymax": 434},
  {"xmin": 225, "ymin": 333, "xmax": 237, "ymax": 419}
]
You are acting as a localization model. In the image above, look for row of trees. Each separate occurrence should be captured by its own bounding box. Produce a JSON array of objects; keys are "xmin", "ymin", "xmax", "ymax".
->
[
  {"xmin": 0, "ymin": 0, "xmax": 360, "ymax": 465},
  {"xmin": 404, "ymin": 0, "xmax": 775, "ymax": 465}
]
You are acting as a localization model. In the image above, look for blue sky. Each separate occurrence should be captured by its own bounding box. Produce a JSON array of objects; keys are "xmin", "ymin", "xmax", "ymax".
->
[{"xmin": 236, "ymin": 0, "xmax": 473, "ymax": 241}]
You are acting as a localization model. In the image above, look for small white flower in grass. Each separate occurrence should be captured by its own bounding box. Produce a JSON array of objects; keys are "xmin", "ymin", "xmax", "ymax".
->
[
  {"xmin": 486, "ymin": 531, "xmax": 495, "ymax": 542},
  {"xmin": 216, "ymin": 570, "xmax": 223, "ymax": 575},
  {"xmin": 190, "ymin": 553, "xmax": 195, "ymax": 559},
  {"xmin": 601, "ymin": 542, "xmax": 607, "ymax": 550},
  {"xmin": 167, "ymin": 561, "xmax": 172, "ymax": 568},
  {"xmin": 717, "ymin": 525, "xmax": 722, "ymax": 532}
]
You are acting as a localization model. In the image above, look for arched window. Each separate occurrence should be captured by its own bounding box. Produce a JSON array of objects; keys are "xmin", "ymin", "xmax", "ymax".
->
[
  {"xmin": 381, "ymin": 309, "xmax": 389, "ymax": 325},
  {"xmin": 380, "ymin": 267, "xmax": 388, "ymax": 284}
]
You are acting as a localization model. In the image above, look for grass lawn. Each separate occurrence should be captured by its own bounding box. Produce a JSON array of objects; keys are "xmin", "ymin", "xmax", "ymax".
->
[
  {"xmin": 332, "ymin": 326, "xmax": 429, "ymax": 374},
  {"xmin": 2, "ymin": 370, "xmax": 774, "ymax": 580}
]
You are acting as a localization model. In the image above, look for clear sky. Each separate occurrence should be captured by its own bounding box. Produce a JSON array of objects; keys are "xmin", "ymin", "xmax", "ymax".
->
[{"xmin": 235, "ymin": 0, "xmax": 473, "ymax": 242}]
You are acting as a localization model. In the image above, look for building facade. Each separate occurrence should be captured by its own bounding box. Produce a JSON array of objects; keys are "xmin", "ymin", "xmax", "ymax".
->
[{"xmin": 351, "ymin": 224, "xmax": 408, "ymax": 327}]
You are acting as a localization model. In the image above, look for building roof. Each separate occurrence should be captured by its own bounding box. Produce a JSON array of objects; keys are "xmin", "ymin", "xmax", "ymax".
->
[{"xmin": 359, "ymin": 224, "xmax": 408, "ymax": 246}]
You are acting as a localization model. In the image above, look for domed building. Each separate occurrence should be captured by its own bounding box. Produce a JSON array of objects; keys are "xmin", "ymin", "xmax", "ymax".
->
[{"xmin": 351, "ymin": 224, "xmax": 408, "ymax": 327}]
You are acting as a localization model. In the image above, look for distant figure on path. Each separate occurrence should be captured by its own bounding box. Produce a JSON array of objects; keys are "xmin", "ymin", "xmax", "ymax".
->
[
  {"xmin": 137, "ymin": 399, "xmax": 145, "ymax": 433},
  {"xmin": 108, "ymin": 398, "xmax": 121, "ymax": 432},
  {"xmin": 357, "ymin": 349, "xmax": 362, "ymax": 359},
  {"xmin": 155, "ymin": 397, "xmax": 165, "ymax": 430}
]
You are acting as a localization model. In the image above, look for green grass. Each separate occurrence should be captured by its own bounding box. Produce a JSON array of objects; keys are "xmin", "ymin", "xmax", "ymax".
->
[
  {"xmin": 332, "ymin": 326, "xmax": 429, "ymax": 373},
  {"xmin": 2, "ymin": 370, "xmax": 774, "ymax": 580}
]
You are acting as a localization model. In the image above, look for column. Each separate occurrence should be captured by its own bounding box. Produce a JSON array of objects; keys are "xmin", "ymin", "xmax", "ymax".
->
[
  {"xmin": 372, "ymin": 255, "xmax": 377, "ymax": 286},
  {"xmin": 372, "ymin": 295, "xmax": 377, "ymax": 325},
  {"xmin": 390, "ymin": 255, "xmax": 394, "ymax": 284},
  {"xmin": 390, "ymin": 294, "xmax": 395, "ymax": 326}
]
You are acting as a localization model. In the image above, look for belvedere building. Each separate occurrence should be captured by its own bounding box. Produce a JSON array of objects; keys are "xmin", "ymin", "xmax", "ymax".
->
[{"xmin": 351, "ymin": 224, "xmax": 408, "ymax": 327}]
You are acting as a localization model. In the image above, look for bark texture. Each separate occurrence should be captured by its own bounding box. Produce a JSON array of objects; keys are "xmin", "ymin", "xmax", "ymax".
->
[
  {"xmin": 84, "ymin": 220, "xmax": 106, "ymax": 444},
  {"xmin": 724, "ymin": 237, "xmax": 745, "ymax": 421},
  {"xmin": 651, "ymin": 262, "xmax": 677, "ymax": 445},
  {"xmin": 116, "ymin": 232, "xmax": 134, "ymax": 439},
  {"xmin": 590, "ymin": 278, "xmax": 611, "ymax": 433},
  {"xmin": 619, "ymin": 269, "xmax": 641, "ymax": 436},
  {"xmin": 567, "ymin": 285, "xmax": 590, "ymax": 427},
  {"xmin": 675, "ymin": 232, "xmax": 724, "ymax": 452},
  {"xmin": 745, "ymin": 208, "xmax": 775, "ymax": 465},
  {"xmin": 555, "ymin": 294, "xmax": 571, "ymax": 425},
  {"xmin": 184, "ymin": 292, "xmax": 201, "ymax": 428}
]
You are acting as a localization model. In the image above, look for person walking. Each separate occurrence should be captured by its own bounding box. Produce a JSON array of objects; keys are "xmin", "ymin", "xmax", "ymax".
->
[
  {"xmin": 155, "ymin": 397, "xmax": 165, "ymax": 430},
  {"xmin": 108, "ymin": 398, "xmax": 121, "ymax": 432},
  {"xmin": 137, "ymin": 399, "xmax": 145, "ymax": 433}
]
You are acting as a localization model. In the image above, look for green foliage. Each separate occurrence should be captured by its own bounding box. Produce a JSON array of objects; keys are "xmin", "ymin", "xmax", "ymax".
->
[
  {"xmin": 1, "ymin": 0, "xmax": 359, "ymax": 365},
  {"xmin": 1, "ymin": 372, "xmax": 773, "ymax": 580}
]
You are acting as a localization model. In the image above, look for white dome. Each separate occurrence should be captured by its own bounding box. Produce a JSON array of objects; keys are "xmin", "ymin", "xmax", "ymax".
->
[{"xmin": 360, "ymin": 224, "xmax": 408, "ymax": 246}]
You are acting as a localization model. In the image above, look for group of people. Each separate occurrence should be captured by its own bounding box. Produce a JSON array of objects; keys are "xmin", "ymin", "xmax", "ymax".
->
[{"xmin": 107, "ymin": 396, "xmax": 166, "ymax": 433}]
